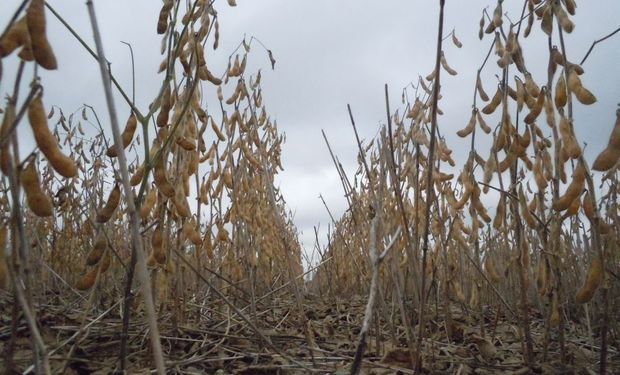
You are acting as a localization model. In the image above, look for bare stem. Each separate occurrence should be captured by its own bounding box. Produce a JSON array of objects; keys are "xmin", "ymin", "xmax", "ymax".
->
[
  {"xmin": 414, "ymin": 0, "xmax": 445, "ymax": 372},
  {"xmin": 85, "ymin": 2, "xmax": 166, "ymax": 374}
]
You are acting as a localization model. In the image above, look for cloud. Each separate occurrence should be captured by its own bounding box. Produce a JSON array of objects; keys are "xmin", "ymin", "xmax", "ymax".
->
[{"xmin": 2, "ymin": 0, "xmax": 619, "ymax": 264}]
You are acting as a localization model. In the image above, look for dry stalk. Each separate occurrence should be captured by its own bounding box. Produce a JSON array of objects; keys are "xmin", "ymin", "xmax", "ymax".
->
[
  {"xmin": 85, "ymin": 2, "xmax": 166, "ymax": 374},
  {"xmin": 414, "ymin": 0, "xmax": 445, "ymax": 372},
  {"xmin": 350, "ymin": 219, "xmax": 401, "ymax": 375}
]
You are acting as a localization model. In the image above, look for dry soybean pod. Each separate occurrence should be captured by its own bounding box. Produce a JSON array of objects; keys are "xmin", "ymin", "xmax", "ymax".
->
[
  {"xmin": 592, "ymin": 108, "xmax": 620, "ymax": 171},
  {"xmin": 154, "ymin": 157, "xmax": 175, "ymax": 197},
  {"xmin": 575, "ymin": 258, "xmax": 603, "ymax": 304},
  {"xmin": 106, "ymin": 112, "xmax": 137, "ymax": 157},
  {"xmin": 26, "ymin": 0, "xmax": 57, "ymax": 70},
  {"xmin": 440, "ymin": 52, "xmax": 457, "ymax": 75},
  {"xmin": 140, "ymin": 186, "xmax": 157, "ymax": 220},
  {"xmin": 0, "ymin": 17, "xmax": 29, "ymax": 58},
  {"xmin": 0, "ymin": 101, "xmax": 16, "ymax": 175},
  {"xmin": 482, "ymin": 85, "xmax": 502, "ymax": 114},
  {"xmin": 559, "ymin": 115, "xmax": 581, "ymax": 158},
  {"xmin": 484, "ymin": 256, "xmax": 501, "ymax": 283},
  {"xmin": 555, "ymin": 73, "xmax": 567, "ymax": 108},
  {"xmin": 457, "ymin": 110, "xmax": 476, "ymax": 138},
  {"xmin": 553, "ymin": 162, "xmax": 585, "ymax": 211},
  {"xmin": 86, "ymin": 230, "xmax": 107, "ymax": 266},
  {"xmin": 20, "ymin": 157, "xmax": 53, "ymax": 217},
  {"xmin": 75, "ymin": 267, "xmax": 98, "ymax": 290},
  {"xmin": 96, "ymin": 183, "xmax": 121, "ymax": 223},
  {"xmin": 28, "ymin": 95, "xmax": 77, "ymax": 177},
  {"xmin": 567, "ymin": 69, "xmax": 596, "ymax": 105}
]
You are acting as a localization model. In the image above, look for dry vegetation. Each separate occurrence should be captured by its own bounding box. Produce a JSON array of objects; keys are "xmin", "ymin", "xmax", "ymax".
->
[{"xmin": 0, "ymin": 0, "xmax": 619, "ymax": 374}]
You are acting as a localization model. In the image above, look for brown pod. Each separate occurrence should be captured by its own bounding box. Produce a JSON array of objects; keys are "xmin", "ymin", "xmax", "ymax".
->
[
  {"xmin": 203, "ymin": 233, "xmax": 214, "ymax": 259},
  {"xmin": 176, "ymin": 136, "xmax": 196, "ymax": 151},
  {"xmin": 152, "ymin": 225, "xmax": 166, "ymax": 264},
  {"xmin": 450, "ymin": 280, "xmax": 466, "ymax": 303},
  {"xmin": 519, "ymin": 186, "xmax": 537, "ymax": 229},
  {"xmin": 474, "ymin": 75, "xmax": 488, "ymax": 102},
  {"xmin": 481, "ymin": 86, "xmax": 502, "ymax": 114},
  {"xmin": 457, "ymin": 110, "xmax": 476, "ymax": 138},
  {"xmin": 524, "ymin": 0, "xmax": 534, "ymax": 37},
  {"xmin": 476, "ymin": 110, "xmax": 491, "ymax": 133},
  {"xmin": 533, "ymin": 155, "xmax": 548, "ymax": 190},
  {"xmin": 514, "ymin": 78, "xmax": 526, "ymax": 112},
  {"xmin": 211, "ymin": 118, "xmax": 227, "ymax": 141},
  {"xmin": 519, "ymin": 127, "xmax": 531, "ymax": 148},
  {"xmin": 99, "ymin": 251, "xmax": 111, "ymax": 273},
  {"xmin": 156, "ymin": 84, "xmax": 172, "ymax": 127},
  {"xmin": 568, "ymin": 70, "xmax": 596, "ymax": 105},
  {"xmin": 452, "ymin": 184, "xmax": 472, "ymax": 210},
  {"xmin": 157, "ymin": 0, "xmax": 173, "ymax": 34},
  {"xmin": 26, "ymin": 0, "xmax": 57, "ymax": 70},
  {"xmin": 523, "ymin": 87, "xmax": 545, "ymax": 124},
  {"xmin": 536, "ymin": 258, "xmax": 548, "ymax": 296},
  {"xmin": 28, "ymin": 96, "xmax": 77, "ymax": 177},
  {"xmin": 565, "ymin": 194, "xmax": 581, "ymax": 217},
  {"xmin": 172, "ymin": 186, "xmax": 191, "ymax": 218},
  {"xmin": 86, "ymin": 231, "xmax": 107, "ymax": 265},
  {"xmin": 0, "ymin": 102, "xmax": 16, "ymax": 175},
  {"xmin": 564, "ymin": 0, "xmax": 576, "ymax": 15},
  {"xmin": 554, "ymin": 3, "xmax": 574, "ymax": 33},
  {"xmin": 551, "ymin": 47, "xmax": 565, "ymax": 67},
  {"xmin": 541, "ymin": 5, "xmax": 553, "ymax": 36},
  {"xmin": 582, "ymin": 191, "xmax": 596, "ymax": 221},
  {"xmin": 76, "ymin": 268, "xmax": 98, "ymax": 290},
  {"xmin": 593, "ymin": 148, "xmax": 620, "ymax": 172},
  {"xmin": 524, "ymin": 72, "xmax": 540, "ymax": 97},
  {"xmin": 153, "ymin": 158, "xmax": 175, "ymax": 197},
  {"xmin": 553, "ymin": 163, "xmax": 586, "ymax": 211},
  {"xmin": 106, "ymin": 113, "xmax": 137, "ymax": 157},
  {"xmin": 130, "ymin": 164, "xmax": 145, "ymax": 186},
  {"xmin": 20, "ymin": 158, "xmax": 53, "ymax": 217},
  {"xmin": 216, "ymin": 225, "xmax": 229, "ymax": 243},
  {"xmin": 146, "ymin": 251, "xmax": 157, "ymax": 267},
  {"xmin": 0, "ymin": 17, "xmax": 30, "ymax": 58},
  {"xmin": 559, "ymin": 116, "xmax": 581, "ymax": 158},
  {"xmin": 575, "ymin": 87, "xmax": 597, "ymax": 105},
  {"xmin": 592, "ymin": 109, "xmax": 620, "ymax": 171},
  {"xmin": 440, "ymin": 52, "xmax": 457, "ymax": 75},
  {"xmin": 575, "ymin": 258, "xmax": 603, "ymax": 304},
  {"xmin": 18, "ymin": 42, "xmax": 34, "ymax": 61},
  {"xmin": 555, "ymin": 74, "xmax": 567, "ymax": 108},
  {"xmin": 199, "ymin": 66, "xmax": 223, "ymax": 85},
  {"xmin": 139, "ymin": 187, "xmax": 157, "ymax": 220},
  {"xmin": 451, "ymin": 32, "xmax": 462, "ymax": 48},
  {"xmin": 182, "ymin": 220, "xmax": 202, "ymax": 246},
  {"xmin": 96, "ymin": 183, "xmax": 121, "ymax": 223}
]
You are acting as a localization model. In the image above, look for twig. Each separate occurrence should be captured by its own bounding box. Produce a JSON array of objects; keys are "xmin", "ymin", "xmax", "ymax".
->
[
  {"xmin": 580, "ymin": 26, "xmax": 620, "ymax": 65},
  {"xmin": 44, "ymin": 2, "xmax": 144, "ymax": 122}
]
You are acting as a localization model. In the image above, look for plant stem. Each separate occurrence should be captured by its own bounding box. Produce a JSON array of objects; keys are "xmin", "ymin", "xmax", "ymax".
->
[
  {"xmin": 85, "ymin": 2, "xmax": 166, "ymax": 374},
  {"xmin": 414, "ymin": 0, "xmax": 445, "ymax": 372}
]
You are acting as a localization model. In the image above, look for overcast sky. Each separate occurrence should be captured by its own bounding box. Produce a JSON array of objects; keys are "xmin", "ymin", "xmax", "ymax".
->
[{"xmin": 2, "ymin": 1, "xmax": 619, "ymax": 265}]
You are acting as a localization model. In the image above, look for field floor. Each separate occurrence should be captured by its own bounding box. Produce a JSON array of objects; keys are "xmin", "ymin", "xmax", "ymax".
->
[{"xmin": 1, "ymin": 291, "xmax": 617, "ymax": 374}]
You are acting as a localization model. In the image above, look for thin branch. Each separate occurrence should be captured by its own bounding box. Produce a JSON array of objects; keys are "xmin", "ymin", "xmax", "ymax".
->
[
  {"xmin": 85, "ymin": 2, "xmax": 166, "ymax": 374},
  {"xmin": 580, "ymin": 26, "xmax": 620, "ymax": 65}
]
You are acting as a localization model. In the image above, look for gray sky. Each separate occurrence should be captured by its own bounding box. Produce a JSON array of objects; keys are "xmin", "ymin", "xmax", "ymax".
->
[{"xmin": 2, "ymin": 1, "xmax": 619, "ymax": 265}]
